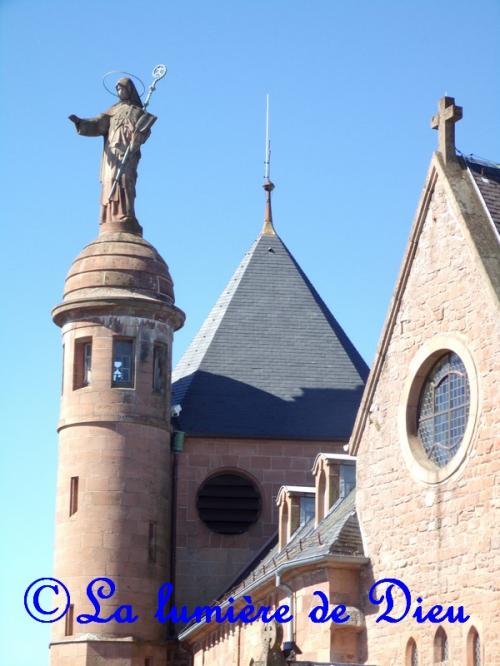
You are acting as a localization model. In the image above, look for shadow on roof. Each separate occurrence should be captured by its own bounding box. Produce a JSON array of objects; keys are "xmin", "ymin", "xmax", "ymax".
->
[{"xmin": 173, "ymin": 370, "xmax": 365, "ymax": 440}]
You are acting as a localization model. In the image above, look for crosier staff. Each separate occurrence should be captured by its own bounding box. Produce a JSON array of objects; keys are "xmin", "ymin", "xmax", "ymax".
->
[{"xmin": 108, "ymin": 64, "xmax": 167, "ymax": 202}]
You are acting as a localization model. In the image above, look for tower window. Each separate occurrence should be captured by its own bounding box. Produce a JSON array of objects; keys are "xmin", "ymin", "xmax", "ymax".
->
[
  {"xmin": 112, "ymin": 338, "xmax": 135, "ymax": 388},
  {"xmin": 152, "ymin": 343, "xmax": 167, "ymax": 394},
  {"xmin": 61, "ymin": 344, "xmax": 65, "ymax": 395},
  {"xmin": 65, "ymin": 604, "xmax": 74, "ymax": 636},
  {"xmin": 73, "ymin": 338, "xmax": 92, "ymax": 389},
  {"xmin": 148, "ymin": 522, "xmax": 157, "ymax": 563},
  {"xmin": 69, "ymin": 476, "xmax": 79, "ymax": 516}
]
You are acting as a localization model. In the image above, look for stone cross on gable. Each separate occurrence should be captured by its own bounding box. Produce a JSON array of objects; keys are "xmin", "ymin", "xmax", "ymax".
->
[{"xmin": 431, "ymin": 96, "xmax": 463, "ymax": 164}]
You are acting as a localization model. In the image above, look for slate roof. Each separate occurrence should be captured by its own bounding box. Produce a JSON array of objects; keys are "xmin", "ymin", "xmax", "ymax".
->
[
  {"xmin": 221, "ymin": 490, "xmax": 364, "ymax": 599},
  {"xmin": 172, "ymin": 231, "xmax": 369, "ymax": 439},
  {"xmin": 465, "ymin": 156, "xmax": 500, "ymax": 235}
]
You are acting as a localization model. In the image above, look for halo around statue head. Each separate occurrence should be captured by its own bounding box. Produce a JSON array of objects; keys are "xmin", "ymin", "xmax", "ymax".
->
[{"xmin": 102, "ymin": 70, "xmax": 146, "ymax": 98}]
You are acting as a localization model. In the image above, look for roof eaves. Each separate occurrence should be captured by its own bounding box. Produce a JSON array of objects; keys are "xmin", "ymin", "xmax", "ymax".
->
[{"xmin": 178, "ymin": 552, "xmax": 368, "ymax": 642}]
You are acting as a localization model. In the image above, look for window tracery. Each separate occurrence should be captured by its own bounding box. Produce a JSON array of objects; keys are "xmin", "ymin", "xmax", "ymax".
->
[{"xmin": 417, "ymin": 352, "xmax": 470, "ymax": 467}]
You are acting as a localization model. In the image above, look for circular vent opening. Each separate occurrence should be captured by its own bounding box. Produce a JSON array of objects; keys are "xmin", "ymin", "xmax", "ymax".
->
[{"xmin": 196, "ymin": 472, "xmax": 261, "ymax": 535}]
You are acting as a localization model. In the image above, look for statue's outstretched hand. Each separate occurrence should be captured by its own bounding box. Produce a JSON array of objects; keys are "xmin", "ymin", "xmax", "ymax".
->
[{"xmin": 68, "ymin": 114, "xmax": 80, "ymax": 126}]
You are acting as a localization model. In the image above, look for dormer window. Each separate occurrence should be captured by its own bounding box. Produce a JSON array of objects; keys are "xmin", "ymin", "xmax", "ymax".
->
[
  {"xmin": 277, "ymin": 486, "xmax": 315, "ymax": 549},
  {"xmin": 299, "ymin": 495, "xmax": 315, "ymax": 525},
  {"xmin": 112, "ymin": 338, "xmax": 135, "ymax": 388},
  {"xmin": 313, "ymin": 453, "xmax": 356, "ymax": 527},
  {"xmin": 340, "ymin": 463, "xmax": 356, "ymax": 499}
]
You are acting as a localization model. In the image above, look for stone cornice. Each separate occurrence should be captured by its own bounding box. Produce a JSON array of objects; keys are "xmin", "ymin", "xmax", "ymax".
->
[{"xmin": 52, "ymin": 297, "xmax": 185, "ymax": 330}]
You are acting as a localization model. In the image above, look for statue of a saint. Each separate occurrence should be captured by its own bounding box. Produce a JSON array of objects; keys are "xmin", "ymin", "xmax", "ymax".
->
[{"xmin": 69, "ymin": 77, "xmax": 156, "ymax": 229}]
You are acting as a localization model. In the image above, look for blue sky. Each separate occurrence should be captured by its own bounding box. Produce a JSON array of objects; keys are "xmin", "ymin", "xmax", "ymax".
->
[{"xmin": 1, "ymin": 1, "xmax": 499, "ymax": 664}]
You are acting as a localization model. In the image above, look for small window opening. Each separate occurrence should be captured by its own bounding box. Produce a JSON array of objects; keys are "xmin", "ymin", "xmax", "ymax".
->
[
  {"xmin": 61, "ymin": 344, "xmax": 65, "ymax": 394},
  {"xmin": 148, "ymin": 522, "xmax": 157, "ymax": 563},
  {"xmin": 65, "ymin": 604, "xmax": 74, "ymax": 636},
  {"xmin": 406, "ymin": 638, "xmax": 418, "ymax": 666},
  {"xmin": 73, "ymin": 338, "xmax": 92, "ymax": 389},
  {"xmin": 69, "ymin": 476, "xmax": 79, "ymax": 516},
  {"xmin": 434, "ymin": 627, "xmax": 448, "ymax": 663},
  {"xmin": 468, "ymin": 627, "xmax": 481, "ymax": 666},
  {"xmin": 473, "ymin": 632, "xmax": 481, "ymax": 666},
  {"xmin": 152, "ymin": 343, "xmax": 167, "ymax": 395},
  {"xmin": 112, "ymin": 338, "xmax": 135, "ymax": 388}
]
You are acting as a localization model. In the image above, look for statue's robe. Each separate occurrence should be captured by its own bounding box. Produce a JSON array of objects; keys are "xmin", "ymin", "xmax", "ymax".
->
[{"xmin": 76, "ymin": 102, "xmax": 156, "ymax": 225}]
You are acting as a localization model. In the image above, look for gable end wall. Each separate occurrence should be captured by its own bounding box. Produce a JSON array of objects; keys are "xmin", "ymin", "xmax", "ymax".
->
[{"xmin": 356, "ymin": 165, "xmax": 500, "ymax": 664}]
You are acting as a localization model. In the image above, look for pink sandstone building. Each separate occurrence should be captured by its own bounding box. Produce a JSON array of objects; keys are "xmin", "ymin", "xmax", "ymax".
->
[{"xmin": 50, "ymin": 96, "xmax": 499, "ymax": 666}]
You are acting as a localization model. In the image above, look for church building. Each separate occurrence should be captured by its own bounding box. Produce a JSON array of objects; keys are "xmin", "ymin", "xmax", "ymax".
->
[{"xmin": 49, "ymin": 95, "xmax": 499, "ymax": 666}]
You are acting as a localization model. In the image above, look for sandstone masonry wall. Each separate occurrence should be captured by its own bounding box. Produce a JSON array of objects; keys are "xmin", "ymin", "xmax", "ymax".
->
[
  {"xmin": 175, "ymin": 437, "xmax": 343, "ymax": 612},
  {"xmin": 356, "ymin": 170, "xmax": 500, "ymax": 665}
]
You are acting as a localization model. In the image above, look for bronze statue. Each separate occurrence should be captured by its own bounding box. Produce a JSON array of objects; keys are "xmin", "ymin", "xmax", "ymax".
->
[{"xmin": 69, "ymin": 67, "xmax": 166, "ymax": 228}]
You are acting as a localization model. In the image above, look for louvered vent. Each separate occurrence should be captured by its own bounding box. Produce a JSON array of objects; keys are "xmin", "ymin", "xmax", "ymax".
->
[{"xmin": 196, "ymin": 473, "xmax": 261, "ymax": 534}]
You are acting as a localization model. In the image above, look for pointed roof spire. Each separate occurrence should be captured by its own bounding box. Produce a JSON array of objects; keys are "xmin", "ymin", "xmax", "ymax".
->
[
  {"xmin": 262, "ymin": 94, "xmax": 276, "ymax": 236},
  {"xmin": 172, "ymin": 230, "xmax": 368, "ymax": 440}
]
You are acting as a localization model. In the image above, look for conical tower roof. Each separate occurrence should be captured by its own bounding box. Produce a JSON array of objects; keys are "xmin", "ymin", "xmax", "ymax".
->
[{"xmin": 172, "ymin": 187, "xmax": 368, "ymax": 440}]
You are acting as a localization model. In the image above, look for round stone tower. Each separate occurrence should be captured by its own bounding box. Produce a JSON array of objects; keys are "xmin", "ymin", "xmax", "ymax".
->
[{"xmin": 50, "ymin": 224, "xmax": 184, "ymax": 666}]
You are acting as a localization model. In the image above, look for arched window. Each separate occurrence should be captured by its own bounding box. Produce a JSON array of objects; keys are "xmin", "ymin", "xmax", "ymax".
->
[
  {"xmin": 405, "ymin": 638, "xmax": 418, "ymax": 666},
  {"xmin": 467, "ymin": 627, "xmax": 481, "ymax": 666},
  {"xmin": 434, "ymin": 627, "xmax": 448, "ymax": 663}
]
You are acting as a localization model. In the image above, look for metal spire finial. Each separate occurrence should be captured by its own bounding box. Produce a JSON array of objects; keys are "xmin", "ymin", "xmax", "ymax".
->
[{"xmin": 262, "ymin": 94, "xmax": 276, "ymax": 236}]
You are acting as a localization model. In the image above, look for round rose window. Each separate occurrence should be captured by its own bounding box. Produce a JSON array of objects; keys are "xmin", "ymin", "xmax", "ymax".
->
[{"xmin": 416, "ymin": 352, "xmax": 470, "ymax": 468}]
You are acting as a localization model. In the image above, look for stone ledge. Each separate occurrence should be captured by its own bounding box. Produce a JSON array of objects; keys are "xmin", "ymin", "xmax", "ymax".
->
[{"xmin": 290, "ymin": 662, "xmax": 376, "ymax": 666}]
